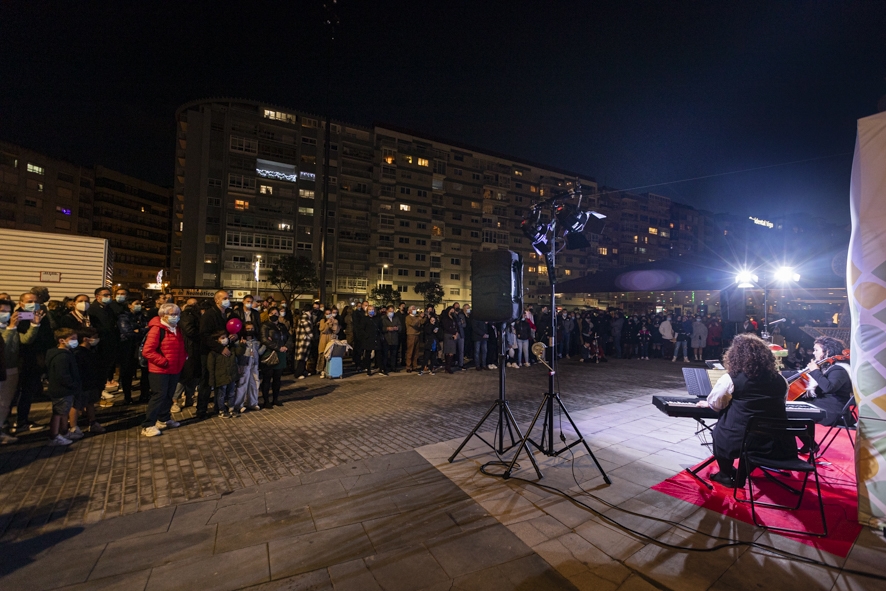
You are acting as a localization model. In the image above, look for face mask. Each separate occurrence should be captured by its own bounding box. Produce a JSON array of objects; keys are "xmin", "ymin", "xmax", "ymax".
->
[
  {"xmin": 368, "ymin": 310, "xmax": 376, "ymax": 317},
  {"xmin": 280, "ymin": 303, "xmax": 287, "ymax": 309},
  {"xmin": 100, "ymin": 296, "xmax": 111, "ymax": 305},
  {"xmin": 90, "ymin": 338, "xmax": 101, "ymax": 346},
  {"xmin": 220, "ymin": 338, "xmax": 229, "ymax": 346},
  {"xmin": 76, "ymin": 301, "xmax": 90, "ymax": 313},
  {"xmin": 23, "ymin": 303, "xmax": 37, "ymax": 312},
  {"xmin": 67, "ymin": 339, "xmax": 79, "ymax": 349},
  {"xmin": 244, "ymin": 302, "xmax": 252, "ymax": 309},
  {"xmin": 133, "ymin": 305, "xmax": 142, "ymax": 312},
  {"xmin": 269, "ymin": 315, "xmax": 279, "ymax": 322},
  {"xmin": 0, "ymin": 313, "xmax": 9, "ymax": 323},
  {"xmin": 220, "ymin": 299, "xmax": 231, "ymax": 309},
  {"xmin": 387, "ymin": 312, "xmax": 394, "ymax": 319},
  {"xmin": 410, "ymin": 310, "xmax": 416, "ymax": 316},
  {"xmin": 326, "ymin": 314, "xmax": 332, "ymax": 319},
  {"xmin": 165, "ymin": 315, "xmax": 180, "ymax": 326}
]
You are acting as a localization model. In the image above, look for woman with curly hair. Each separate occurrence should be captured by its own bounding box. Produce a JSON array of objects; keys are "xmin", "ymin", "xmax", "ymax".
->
[
  {"xmin": 702, "ymin": 333, "xmax": 793, "ymax": 488},
  {"xmin": 802, "ymin": 336, "xmax": 852, "ymax": 428}
]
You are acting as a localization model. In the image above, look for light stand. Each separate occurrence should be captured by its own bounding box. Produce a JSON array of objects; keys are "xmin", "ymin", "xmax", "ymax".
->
[
  {"xmin": 448, "ymin": 323, "xmax": 541, "ymax": 478},
  {"xmin": 502, "ymin": 187, "xmax": 611, "ymax": 483}
]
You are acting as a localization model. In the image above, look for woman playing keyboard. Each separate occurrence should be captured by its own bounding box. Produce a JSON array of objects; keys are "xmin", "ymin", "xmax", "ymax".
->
[{"xmin": 697, "ymin": 333, "xmax": 794, "ymax": 488}]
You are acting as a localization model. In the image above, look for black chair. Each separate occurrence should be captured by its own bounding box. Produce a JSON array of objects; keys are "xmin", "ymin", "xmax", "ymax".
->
[
  {"xmin": 733, "ymin": 417, "xmax": 827, "ymax": 537},
  {"xmin": 817, "ymin": 398, "xmax": 857, "ymax": 457}
]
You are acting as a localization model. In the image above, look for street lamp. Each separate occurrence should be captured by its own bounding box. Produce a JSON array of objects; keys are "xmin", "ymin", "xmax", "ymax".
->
[
  {"xmin": 735, "ymin": 266, "xmax": 800, "ymax": 340},
  {"xmin": 380, "ymin": 263, "xmax": 388, "ymax": 287},
  {"xmin": 254, "ymin": 255, "xmax": 262, "ymax": 299}
]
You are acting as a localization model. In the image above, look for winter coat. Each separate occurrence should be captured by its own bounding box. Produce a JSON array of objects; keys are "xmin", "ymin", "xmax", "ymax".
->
[
  {"xmin": 706, "ymin": 322, "xmax": 723, "ymax": 347},
  {"xmin": 318, "ymin": 317, "xmax": 341, "ymax": 354},
  {"xmin": 261, "ymin": 320, "xmax": 294, "ymax": 369},
  {"xmin": 423, "ymin": 319, "xmax": 442, "ymax": 351},
  {"xmin": 74, "ymin": 346, "xmax": 104, "ymax": 392},
  {"xmin": 179, "ymin": 306, "xmax": 202, "ymax": 382},
  {"xmin": 2, "ymin": 320, "xmax": 39, "ymax": 373},
  {"xmin": 713, "ymin": 372, "xmax": 791, "ymax": 460},
  {"xmin": 207, "ymin": 349, "xmax": 239, "ymax": 388},
  {"xmin": 355, "ymin": 312, "xmax": 381, "ymax": 351},
  {"xmin": 88, "ymin": 302, "xmax": 119, "ymax": 346},
  {"xmin": 691, "ymin": 321, "xmax": 708, "ymax": 348},
  {"xmin": 381, "ymin": 314, "xmax": 402, "ymax": 346},
  {"xmin": 46, "ymin": 347, "xmax": 81, "ymax": 398},
  {"xmin": 515, "ymin": 319, "xmax": 532, "ymax": 341},
  {"xmin": 291, "ymin": 316, "xmax": 312, "ymax": 362},
  {"xmin": 199, "ymin": 306, "xmax": 229, "ymax": 356},
  {"xmin": 658, "ymin": 319, "xmax": 675, "ymax": 341},
  {"xmin": 142, "ymin": 317, "xmax": 187, "ymax": 375},
  {"xmin": 117, "ymin": 310, "xmax": 146, "ymax": 343},
  {"xmin": 405, "ymin": 314, "xmax": 423, "ymax": 336},
  {"xmin": 471, "ymin": 319, "xmax": 489, "ymax": 342}
]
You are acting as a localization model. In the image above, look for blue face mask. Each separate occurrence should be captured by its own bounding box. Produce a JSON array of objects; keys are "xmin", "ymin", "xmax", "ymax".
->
[
  {"xmin": 368, "ymin": 310, "xmax": 376, "ymax": 317},
  {"xmin": 23, "ymin": 303, "xmax": 37, "ymax": 312}
]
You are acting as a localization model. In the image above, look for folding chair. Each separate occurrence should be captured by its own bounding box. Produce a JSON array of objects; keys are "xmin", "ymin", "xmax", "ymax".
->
[
  {"xmin": 733, "ymin": 417, "xmax": 827, "ymax": 537},
  {"xmin": 817, "ymin": 398, "xmax": 857, "ymax": 457}
]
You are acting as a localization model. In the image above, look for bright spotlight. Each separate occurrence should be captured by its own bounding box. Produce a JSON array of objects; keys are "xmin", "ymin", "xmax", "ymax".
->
[
  {"xmin": 774, "ymin": 266, "xmax": 800, "ymax": 283},
  {"xmin": 735, "ymin": 270, "xmax": 758, "ymax": 288}
]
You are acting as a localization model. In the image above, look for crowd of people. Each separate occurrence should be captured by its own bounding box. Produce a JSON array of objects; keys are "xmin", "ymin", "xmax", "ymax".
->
[{"xmin": 0, "ymin": 283, "xmax": 838, "ymax": 447}]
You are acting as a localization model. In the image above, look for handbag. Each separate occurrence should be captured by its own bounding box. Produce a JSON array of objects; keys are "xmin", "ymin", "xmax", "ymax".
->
[{"xmin": 260, "ymin": 349, "xmax": 279, "ymax": 367}]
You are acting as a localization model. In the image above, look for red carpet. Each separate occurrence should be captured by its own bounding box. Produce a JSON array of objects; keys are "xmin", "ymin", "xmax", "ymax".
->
[{"xmin": 652, "ymin": 424, "xmax": 863, "ymax": 558}]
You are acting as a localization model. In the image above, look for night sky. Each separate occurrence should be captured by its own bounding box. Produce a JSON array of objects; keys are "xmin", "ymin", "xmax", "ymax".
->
[{"xmin": 2, "ymin": 1, "xmax": 884, "ymax": 224}]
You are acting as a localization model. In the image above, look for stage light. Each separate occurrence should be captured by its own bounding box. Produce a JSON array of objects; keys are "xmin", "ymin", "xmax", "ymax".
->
[
  {"xmin": 735, "ymin": 270, "xmax": 758, "ymax": 288},
  {"xmin": 774, "ymin": 266, "xmax": 800, "ymax": 283}
]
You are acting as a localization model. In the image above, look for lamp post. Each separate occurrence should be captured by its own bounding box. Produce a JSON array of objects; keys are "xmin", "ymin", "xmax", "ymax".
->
[
  {"xmin": 254, "ymin": 255, "xmax": 262, "ymax": 299},
  {"xmin": 379, "ymin": 263, "xmax": 388, "ymax": 287}
]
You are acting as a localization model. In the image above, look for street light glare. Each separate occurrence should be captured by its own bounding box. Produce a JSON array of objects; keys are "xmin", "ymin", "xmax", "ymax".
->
[
  {"xmin": 774, "ymin": 266, "xmax": 800, "ymax": 283},
  {"xmin": 735, "ymin": 270, "xmax": 757, "ymax": 288}
]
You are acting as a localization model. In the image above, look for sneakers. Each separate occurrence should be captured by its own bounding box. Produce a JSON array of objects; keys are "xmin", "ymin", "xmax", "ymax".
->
[
  {"xmin": 221, "ymin": 410, "xmax": 233, "ymax": 419},
  {"xmin": 90, "ymin": 422, "xmax": 106, "ymax": 434},
  {"xmin": 141, "ymin": 426, "xmax": 162, "ymax": 437},
  {"xmin": 672, "ymin": 357, "xmax": 677, "ymax": 362},
  {"xmin": 684, "ymin": 358, "xmax": 690, "ymax": 363},
  {"xmin": 487, "ymin": 364, "xmax": 497, "ymax": 370},
  {"xmin": 0, "ymin": 432, "xmax": 19, "ymax": 445},
  {"xmin": 66, "ymin": 427, "xmax": 85, "ymax": 441},
  {"xmin": 297, "ymin": 375, "xmax": 306, "ymax": 380},
  {"xmin": 48, "ymin": 434, "xmax": 73, "ymax": 446},
  {"xmin": 319, "ymin": 372, "xmax": 325, "ymax": 378},
  {"xmin": 523, "ymin": 362, "xmax": 530, "ymax": 367},
  {"xmin": 250, "ymin": 405, "xmax": 261, "ymax": 411},
  {"xmin": 170, "ymin": 403, "xmax": 181, "ymax": 413},
  {"xmin": 417, "ymin": 370, "xmax": 424, "ymax": 376},
  {"xmin": 101, "ymin": 391, "xmax": 115, "ymax": 400}
]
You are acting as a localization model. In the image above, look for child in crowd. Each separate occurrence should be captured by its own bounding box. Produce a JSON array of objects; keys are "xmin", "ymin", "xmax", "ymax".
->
[
  {"xmin": 234, "ymin": 321, "xmax": 261, "ymax": 412},
  {"xmin": 45, "ymin": 328, "xmax": 81, "ymax": 446},
  {"xmin": 637, "ymin": 323, "xmax": 652, "ymax": 360},
  {"xmin": 207, "ymin": 330, "xmax": 239, "ymax": 418},
  {"xmin": 72, "ymin": 327, "xmax": 105, "ymax": 438}
]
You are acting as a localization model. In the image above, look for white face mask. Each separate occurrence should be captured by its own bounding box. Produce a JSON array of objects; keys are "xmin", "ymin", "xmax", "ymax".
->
[
  {"xmin": 220, "ymin": 338, "xmax": 229, "ymax": 345},
  {"xmin": 22, "ymin": 302, "xmax": 37, "ymax": 312},
  {"xmin": 67, "ymin": 339, "xmax": 79, "ymax": 349},
  {"xmin": 0, "ymin": 312, "xmax": 10, "ymax": 324},
  {"xmin": 220, "ymin": 299, "xmax": 231, "ymax": 309},
  {"xmin": 76, "ymin": 301, "xmax": 90, "ymax": 313},
  {"xmin": 244, "ymin": 302, "xmax": 253, "ymax": 309}
]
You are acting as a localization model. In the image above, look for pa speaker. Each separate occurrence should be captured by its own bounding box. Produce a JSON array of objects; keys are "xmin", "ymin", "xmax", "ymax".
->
[
  {"xmin": 471, "ymin": 250, "xmax": 523, "ymax": 322},
  {"xmin": 720, "ymin": 286, "xmax": 746, "ymax": 323}
]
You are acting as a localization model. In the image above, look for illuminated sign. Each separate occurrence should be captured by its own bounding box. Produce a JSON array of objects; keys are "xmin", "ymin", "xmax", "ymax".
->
[
  {"xmin": 749, "ymin": 216, "xmax": 774, "ymax": 229},
  {"xmin": 256, "ymin": 169, "xmax": 297, "ymax": 182}
]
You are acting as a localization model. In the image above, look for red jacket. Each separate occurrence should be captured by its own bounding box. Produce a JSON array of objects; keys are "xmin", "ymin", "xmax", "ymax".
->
[{"xmin": 143, "ymin": 317, "xmax": 187, "ymax": 375}]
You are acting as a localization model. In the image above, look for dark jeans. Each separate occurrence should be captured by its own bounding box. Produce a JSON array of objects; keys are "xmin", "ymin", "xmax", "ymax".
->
[
  {"xmin": 260, "ymin": 367, "xmax": 282, "ymax": 404},
  {"xmin": 119, "ymin": 345, "xmax": 138, "ymax": 401},
  {"xmin": 144, "ymin": 372, "xmax": 178, "ymax": 428},
  {"xmin": 197, "ymin": 354, "xmax": 211, "ymax": 415},
  {"xmin": 473, "ymin": 340, "xmax": 488, "ymax": 368},
  {"xmin": 15, "ymin": 361, "xmax": 43, "ymax": 428},
  {"xmin": 383, "ymin": 342, "xmax": 398, "ymax": 373},
  {"xmin": 360, "ymin": 348, "xmax": 375, "ymax": 373}
]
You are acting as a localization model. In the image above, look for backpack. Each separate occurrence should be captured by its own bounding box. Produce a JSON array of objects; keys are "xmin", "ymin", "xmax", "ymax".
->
[{"xmin": 138, "ymin": 325, "xmax": 167, "ymax": 368}]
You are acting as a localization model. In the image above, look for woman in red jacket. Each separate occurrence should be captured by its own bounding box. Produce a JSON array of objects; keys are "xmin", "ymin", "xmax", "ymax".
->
[{"xmin": 141, "ymin": 303, "xmax": 187, "ymax": 437}]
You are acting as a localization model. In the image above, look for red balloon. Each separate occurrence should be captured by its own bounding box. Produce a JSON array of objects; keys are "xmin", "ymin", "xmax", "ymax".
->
[{"xmin": 226, "ymin": 318, "xmax": 243, "ymax": 334}]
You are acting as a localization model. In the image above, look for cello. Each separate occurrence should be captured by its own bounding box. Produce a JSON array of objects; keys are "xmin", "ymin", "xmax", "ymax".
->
[{"xmin": 786, "ymin": 349, "xmax": 850, "ymax": 401}]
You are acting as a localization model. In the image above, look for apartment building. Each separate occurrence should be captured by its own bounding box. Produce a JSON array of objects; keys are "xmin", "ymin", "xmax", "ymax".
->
[{"xmin": 0, "ymin": 141, "xmax": 172, "ymax": 291}]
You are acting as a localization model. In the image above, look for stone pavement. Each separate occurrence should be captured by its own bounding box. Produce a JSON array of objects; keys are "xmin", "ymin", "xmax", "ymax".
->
[
  {"xmin": 0, "ymin": 357, "xmax": 683, "ymax": 535},
  {"xmin": 1, "ymin": 358, "xmax": 884, "ymax": 590}
]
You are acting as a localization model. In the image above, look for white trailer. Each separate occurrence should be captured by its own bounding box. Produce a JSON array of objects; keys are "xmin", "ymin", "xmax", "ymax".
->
[{"xmin": 0, "ymin": 228, "xmax": 112, "ymax": 299}]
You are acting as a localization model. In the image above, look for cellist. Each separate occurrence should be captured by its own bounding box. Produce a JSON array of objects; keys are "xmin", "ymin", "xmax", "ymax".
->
[{"xmin": 802, "ymin": 336, "xmax": 853, "ymax": 430}]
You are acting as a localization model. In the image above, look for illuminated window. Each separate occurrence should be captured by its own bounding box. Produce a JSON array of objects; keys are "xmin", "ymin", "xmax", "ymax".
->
[
  {"xmin": 648, "ymin": 227, "xmax": 658, "ymax": 235},
  {"xmin": 205, "ymin": 235, "xmax": 219, "ymax": 243},
  {"xmin": 263, "ymin": 109, "xmax": 297, "ymax": 124},
  {"xmin": 431, "ymin": 225, "xmax": 443, "ymax": 237},
  {"xmin": 633, "ymin": 235, "xmax": 639, "ymax": 243},
  {"xmin": 298, "ymin": 207, "xmax": 314, "ymax": 216},
  {"xmin": 260, "ymin": 185, "xmax": 273, "ymax": 195},
  {"xmin": 450, "ymin": 288, "xmax": 460, "ymax": 295},
  {"xmin": 27, "ymin": 163, "xmax": 44, "ymax": 175},
  {"xmin": 528, "ymin": 266, "xmax": 537, "ymax": 273},
  {"xmin": 383, "ymin": 148, "xmax": 395, "ymax": 164},
  {"xmin": 234, "ymin": 200, "xmax": 249, "ymax": 210},
  {"xmin": 597, "ymin": 247, "xmax": 608, "ymax": 255},
  {"xmin": 514, "ymin": 170, "xmax": 523, "ymax": 176},
  {"xmin": 417, "ymin": 158, "xmax": 429, "ymax": 167},
  {"xmin": 537, "ymin": 265, "xmax": 547, "ymax": 274},
  {"xmin": 299, "ymin": 189, "xmax": 315, "ymax": 199},
  {"xmin": 404, "ymin": 155, "xmax": 413, "ymax": 164},
  {"xmin": 399, "ymin": 204, "xmax": 411, "ymax": 212},
  {"xmin": 564, "ymin": 269, "xmax": 571, "ymax": 276},
  {"xmin": 278, "ymin": 223, "xmax": 291, "ymax": 231},
  {"xmin": 55, "ymin": 206, "xmax": 71, "ymax": 216}
]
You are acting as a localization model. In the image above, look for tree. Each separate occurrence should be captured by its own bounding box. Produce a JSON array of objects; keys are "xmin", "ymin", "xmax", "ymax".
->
[
  {"xmin": 370, "ymin": 285, "xmax": 401, "ymax": 308},
  {"xmin": 413, "ymin": 281, "xmax": 444, "ymax": 309},
  {"xmin": 267, "ymin": 255, "xmax": 319, "ymax": 306}
]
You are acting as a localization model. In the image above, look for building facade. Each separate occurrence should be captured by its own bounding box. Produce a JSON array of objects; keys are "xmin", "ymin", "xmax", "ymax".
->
[{"xmin": 0, "ymin": 141, "xmax": 172, "ymax": 292}]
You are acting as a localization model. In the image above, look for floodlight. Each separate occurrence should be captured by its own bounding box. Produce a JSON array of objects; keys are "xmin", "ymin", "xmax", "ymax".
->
[
  {"xmin": 774, "ymin": 266, "xmax": 800, "ymax": 283},
  {"xmin": 735, "ymin": 270, "xmax": 757, "ymax": 288}
]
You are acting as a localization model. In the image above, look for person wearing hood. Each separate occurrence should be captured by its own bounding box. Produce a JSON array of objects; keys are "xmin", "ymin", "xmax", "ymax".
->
[{"xmin": 140, "ymin": 304, "xmax": 187, "ymax": 437}]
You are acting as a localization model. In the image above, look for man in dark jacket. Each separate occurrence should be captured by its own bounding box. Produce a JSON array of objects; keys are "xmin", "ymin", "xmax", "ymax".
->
[
  {"xmin": 89, "ymin": 286, "xmax": 120, "ymax": 393},
  {"xmin": 380, "ymin": 306, "xmax": 402, "ymax": 375},
  {"xmin": 196, "ymin": 290, "xmax": 232, "ymax": 419},
  {"xmin": 174, "ymin": 298, "xmax": 202, "ymax": 408},
  {"xmin": 355, "ymin": 305, "xmax": 381, "ymax": 376},
  {"xmin": 14, "ymin": 291, "xmax": 54, "ymax": 433}
]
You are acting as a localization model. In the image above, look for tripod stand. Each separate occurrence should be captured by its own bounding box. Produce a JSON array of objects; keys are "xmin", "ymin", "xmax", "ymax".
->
[
  {"xmin": 503, "ymin": 223, "xmax": 610, "ymax": 484},
  {"xmin": 448, "ymin": 324, "xmax": 542, "ymax": 478}
]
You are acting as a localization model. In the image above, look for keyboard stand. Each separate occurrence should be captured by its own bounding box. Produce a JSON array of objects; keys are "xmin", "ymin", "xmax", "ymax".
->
[{"xmin": 686, "ymin": 456, "xmax": 716, "ymax": 490}]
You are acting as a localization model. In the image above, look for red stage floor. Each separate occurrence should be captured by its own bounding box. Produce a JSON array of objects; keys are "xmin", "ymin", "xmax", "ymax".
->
[{"xmin": 652, "ymin": 424, "xmax": 863, "ymax": 558}]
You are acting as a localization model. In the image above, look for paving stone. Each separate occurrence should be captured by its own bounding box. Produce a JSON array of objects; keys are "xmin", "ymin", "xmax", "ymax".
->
[
  {"xmin": 327, "ymin": 558, "xmax": 382, "ymax": 591},
  {"xmin": 215, "ymin": 507, "xmax": 314, "ymax": 554},
  {"xmin": 424, "ymin": 523, "xmax": 534, "ymax": 579},
  {"xmin": 146, "ymin": 543, "xmax": 269, "ymax": 591},
  {"xmin": 268, "ymin": 523, "xmax": 374, "ymax": 580},
  {"xmin": 264, "ymin": 479, "xmax": 347, "ymax": 513},
  {"xmin": 364, "ymin": 545, "xmax": 450, "ymax": 591},
  {"xmin": 89, "ymin": 524, "xmax": 217, "ymax": 580},
  {"xmin": 55, "ymin": 569, "xmax": 152, "ymax": 591},
  {"xmin": 0, "ymin": 541, "xmax": 106, "ymax": 589}
]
